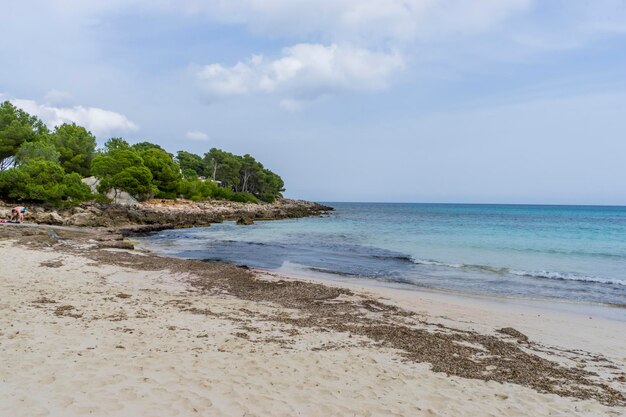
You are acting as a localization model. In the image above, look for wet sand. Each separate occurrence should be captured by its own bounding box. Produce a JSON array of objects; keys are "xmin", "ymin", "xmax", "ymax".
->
[{"xmin": 1, "ymin": 224, "xmax": 625, "ymax": 416}]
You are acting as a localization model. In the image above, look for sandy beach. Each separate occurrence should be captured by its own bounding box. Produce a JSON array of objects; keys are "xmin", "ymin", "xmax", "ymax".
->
[{"xmin": 1, "ymin": 224, "xmax": 625, "ymax": 416}]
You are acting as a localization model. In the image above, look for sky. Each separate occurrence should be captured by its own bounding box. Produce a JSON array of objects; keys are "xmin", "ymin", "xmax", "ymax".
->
[{"xmin": 1, "ymin": 0, "xmax": 626, "ymax": 204}]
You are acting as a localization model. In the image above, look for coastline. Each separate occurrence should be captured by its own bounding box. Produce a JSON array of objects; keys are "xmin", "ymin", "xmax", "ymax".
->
[
  {"xmin": 267, "ymin": 263, "xmax": 626, "ymax": 321},
  {"xmin": 133, "ymin": 202, "xmax": 626, "ymax": 309},
  {"xmin": 253, "ymin": 267, "xmax": 626, "ymax": 357},
  {"xmin": 1, "ymin": 224, "xmax": 625, "ymax": 416},
  {"xmin": 0, "ymin": 198, "xmax": 334, "ymax": 232}
]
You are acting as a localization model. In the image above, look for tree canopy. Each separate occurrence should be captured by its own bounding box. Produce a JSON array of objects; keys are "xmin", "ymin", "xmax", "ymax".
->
[
  {"xmin": 0, "ymin": 101, "xmax": 48, "ymax": 170},
  {"xmin": 176, "ymin": 151, "xmax": 205, "ymax": 178},
  {"xmin": 14, "ymin": 141, "xmax": 61, "ymax": 165},
  {"xmin": 178, "ymin": 148, "xmax": 285, "ymax": 202},
  {"xmin": 51, "ymin": 123, "xmax": 97, "ymax": 176},
  {"xmin": 0, "ymin": 101, "xmax": 286, "ymax": 206},
  {"xmin": 0, "ymin": 160, "xmax": 91, "ymax": 205},
  {"xmin": 204, "ymin": 148, "xmax": 242, "ymax": 189},
  {"xmin": 134, "ymin": 145, "xmax": 182, "ymax": 199},
  {"xmin": 92, "ymin": 139, "xmax": 154, "ymax": 201}
]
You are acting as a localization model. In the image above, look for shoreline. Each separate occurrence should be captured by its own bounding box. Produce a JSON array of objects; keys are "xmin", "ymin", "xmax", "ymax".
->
[
  {"xmin": 251, "ymin": 267, "xmax": 626, "ymax": 359},
  {"xmin": 136, "ymin": 229, "xmax": 626, "ymax": 320},
  {"xmin": 265, "ymin": 264, "xmax": 626, "ymax": 321},
  {"xmin": 131, "ymin": 205, "xmax": 626, "ymax": 310},
  {"xmin": 1, "ymin": 224, "xmax": 625, "ymax": 415},
  {"xmin": 7, "ymin": 217, "xmax": 623, "ymax": 321},
  {"xmin": 0, "ymin": 198, "xmax": 334, "ymax": 231},
  {"xmin": 129, "ymin": 231, "xmax": 626, "ymax": 359}
]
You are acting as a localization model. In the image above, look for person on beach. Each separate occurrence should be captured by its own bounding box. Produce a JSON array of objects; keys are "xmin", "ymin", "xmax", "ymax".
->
[{"xmin": 11, "ymin": 206, "xmax": 27, "ymax": 223}]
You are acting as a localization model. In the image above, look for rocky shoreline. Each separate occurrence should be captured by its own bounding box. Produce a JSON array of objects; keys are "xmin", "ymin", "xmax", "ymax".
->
[{"xmin": 0, "ymin": 198, "xmax": 333, "ymax": 235}]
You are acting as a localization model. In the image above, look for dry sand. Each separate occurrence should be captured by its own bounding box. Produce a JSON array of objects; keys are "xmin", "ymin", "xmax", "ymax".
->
[{"xmin": 1, "ymin": 228, "xmax": 625, "ymax": 416}]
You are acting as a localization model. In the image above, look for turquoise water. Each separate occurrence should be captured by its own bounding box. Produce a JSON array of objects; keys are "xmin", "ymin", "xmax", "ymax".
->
[{"xmin": 138, "ymin": 203, "xmax": 626, "ymax": 307}]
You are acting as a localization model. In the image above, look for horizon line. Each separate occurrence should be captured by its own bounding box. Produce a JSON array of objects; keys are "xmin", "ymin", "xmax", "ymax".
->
[{"xmin": 307, "ymin": 200, "xmax": 626, "ymax": 208}]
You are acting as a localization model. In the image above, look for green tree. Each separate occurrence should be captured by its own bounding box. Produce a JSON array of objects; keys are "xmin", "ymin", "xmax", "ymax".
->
[
  {"xmin": 132, "ymin": 141, "xmax": 165, "ymax": 153},
  {"xmin": 92, "ymin": 146, "xmax": 154, "ymax": 201},
  {"xmin": 0, "ymin": 160, "xmax": 91, "ymax": 205},
  {"xmin": 200, "ymin": 147, "xmax": 284, "ymax": 202},
  {"xmin": 0, "ymin": 101, "xmax": 48, "ymax": 170},
  {"xmin": 136, "ymin": 146, "xmax": 182, "ymax": 198},
  {"xmin": 238, "ymin": 154, "xmax": 259, "ymax": 193},
  {"xmin": 103, "ymin": 137, "xmax": 131, "ymax": 152},
  {"xmin": 15, "ymin": 141, "xmax": 60, "ymax": 165},
  {"xmin": 178, "ymin": 177, "xmax": 217, "ymax": 201},
  {"xmin": 51, "ymin": 123, "xmax": 97, "ymax": 176},
  {"xmin": 92, "ymin": 149, "xmax": 142, "ymax": 178},
  {"xmin": 0, "ymin": 167, "xmax": 29, "ymax": 200},
  {"xmin": 203, "ymin": 148, "xmax": 241, "ymax": 189},
  {"xmin": 254, "ymin": 168, "xmax": 285, "ymax": 202},
  {"xmin": 101, "ymin": 166, "xmax": 154, "ymax": 201},
  {"xmin": 176, "ymin": 151, "xmax": 205, "ymax": 178}
]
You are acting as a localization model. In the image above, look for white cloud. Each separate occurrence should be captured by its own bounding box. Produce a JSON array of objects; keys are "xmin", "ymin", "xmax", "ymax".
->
[
  {"xmin": 7, "ymin": 1, "xmax": 533, "ymax": 45},
  {"xmin": 197, "ymin": 43, "xmax": 404, "ymax": 101},
  {"xmin": 176, "ymin": 0, "xmax": 533, "ymax": 44},
  {"xmin": 29, "ymin": 0, "xmax": 626, "ymax": 49},
  {"xmin": 10, "ymin": 99, "xmax": 138, "ymax": 137},
  {"xmin": 186, "ymin": 130, "xmax": 210, "ymax": 142},
  {"xmin": 186, "ymin": 0, "xmax": 539, "ymax": 105},
  {"xmin": 5, "ymin": 0, "xmax": 626, "ymax": 115}
]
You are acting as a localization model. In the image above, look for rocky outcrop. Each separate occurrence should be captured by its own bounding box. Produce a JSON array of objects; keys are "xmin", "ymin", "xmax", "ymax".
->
[
  {"xmin": 0, "ymin": 199, "xmax": 333, "ymax": 232},
  {"xmin": 97, "ymin": 240, "xmax": 135, "ymax": 250},
  {"xmin": 236, "ymin": 216, "xmax": 254, "ymax": 225},
  {"xmin": 34, "ymin": 211, "xmax": 65, "ymax": 225}
]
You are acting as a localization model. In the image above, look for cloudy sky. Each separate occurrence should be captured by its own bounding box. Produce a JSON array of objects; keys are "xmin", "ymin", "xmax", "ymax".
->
[{"xmin": 2, "ymin": 0, "xmax": 626, "ymax": 204}]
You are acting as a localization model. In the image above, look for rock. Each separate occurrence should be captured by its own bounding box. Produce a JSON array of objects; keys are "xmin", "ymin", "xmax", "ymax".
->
[
  {"xmin": 94, "ymin": 233, "xmax": 124, "ymax": 242},
  {"xmin": 107, "ymin": 191, "xmax": 139, "ymax": 206},
  {"xmin": 7, "ymin": 198, "xmax": 331, "ymax": 232},
  {"xmin": 82, "ymin": 176, "xmax": 100, "ymax": 193},
  {"xmin": 97, "ymin": 240, "xmax": 134, "ymax": 250},
  {"xmin": 118, "ymin": 224, "xmax": 177, "ymax": 236},
  {"xmin": 66, "ymin": 212, "xmax": 98, "ymax": 227},
  {"xmin": 35, "ymin": 212, "xmax": 65, "ymax": 225},
  {"xmin": 0, "ymin": 208, "xmax": 10, "ymax": 219},
  {"xmin": 497, "ymin": 327, "xmax": 529, "ymax": 343},
  {"xmin": 254, "ymin": 209, "xmax": 275, "ymax": 219},
  {"xmin": 82, "ymin": 177, "xmax": 139, "ymax": 206}
]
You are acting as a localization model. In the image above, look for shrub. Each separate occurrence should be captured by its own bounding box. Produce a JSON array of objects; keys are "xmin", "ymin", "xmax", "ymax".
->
[
  {"xmin": 0, "ymin": 160, "xmax": 92, "ymax": 206},
  {"xmin": 229, "ymin": 192, "xmax": 258, "ymax": 203}
]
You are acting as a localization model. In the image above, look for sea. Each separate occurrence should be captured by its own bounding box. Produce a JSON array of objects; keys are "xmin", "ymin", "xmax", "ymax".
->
[{"xmin": 136, "ymin": 203, "xmax": 626, "ymax": 310}]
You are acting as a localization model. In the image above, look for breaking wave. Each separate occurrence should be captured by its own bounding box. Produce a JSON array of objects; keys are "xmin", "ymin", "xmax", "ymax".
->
[{"xmin": 409, "ymin": 257, "xmax": 626, "ymax": 286}]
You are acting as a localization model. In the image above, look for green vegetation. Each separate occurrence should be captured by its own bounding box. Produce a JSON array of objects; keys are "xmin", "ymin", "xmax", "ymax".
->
[
  {"xmin": 135, "ymin": 144, "xmax": 182, "ymax": 199},
  {"xmin": 0, "ymin": 102, "xmax": 92, "ymax": 206},
  {"xmin": 176, "ymin": 151, "xmax": 205, "ymax": 178},
  {"xmin": 51, "ymin": 123, "xmax": 97, "ymax": 176},
  {"xmin": 0, "ymin": 160, "xmax": 91, "ymax": 205},
  {"xmin": 198, "ymin": 148, "xmax": 284, "ymax": 202},
  {"xmin": 14, "ymin": 141, "xmax": 60, "ymax": 165},
  {"xmin": 91, "ymin": 140, "xmax": 155, "ymax": 201},
  {"xmin": 0, "ymin": 101, "xmax": 285, "ymax": 206},
  {"xmin": 0, "ymin": 101, "xmax": 48, "ymax": 170}
]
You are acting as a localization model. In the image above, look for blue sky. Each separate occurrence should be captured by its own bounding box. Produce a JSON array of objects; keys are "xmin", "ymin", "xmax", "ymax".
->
[{"xmin": 2, "ymin": 0, "xmax": 626, "ymax": 204}]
